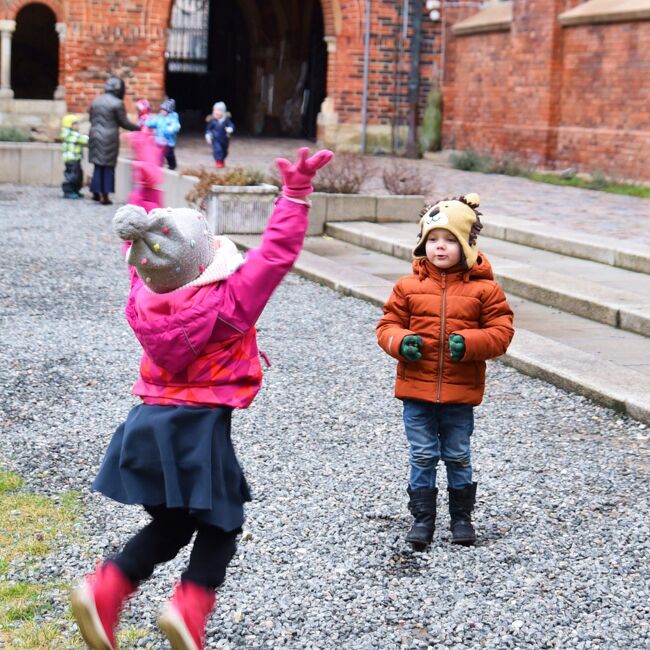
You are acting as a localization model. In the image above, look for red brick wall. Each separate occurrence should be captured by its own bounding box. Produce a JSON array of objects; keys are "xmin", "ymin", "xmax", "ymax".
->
[
  {"xmin": 3, "ymin": 0, "xmax": 440, "ymax": 136},
  {"xmin": 442, "ymin": 0, "xmax": 650, "ymax": 180},
  {"xmin": 557, "ymin": 20, "xmax": 650, "ymax": 179},
  {"xmin": 327, "ymin": 1, "xmax": 440, "ymax": 127}
]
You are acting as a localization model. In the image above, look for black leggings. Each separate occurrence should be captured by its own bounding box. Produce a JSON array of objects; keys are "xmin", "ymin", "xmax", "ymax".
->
[{"xmin": 110, "ymin": 505, "xmax": 238, "ymax": 589}]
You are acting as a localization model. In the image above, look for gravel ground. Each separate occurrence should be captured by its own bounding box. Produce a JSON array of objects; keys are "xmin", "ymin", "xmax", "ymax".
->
[{"xmin": 1, "ymin": 184, "xmax": 649, "ymax": 649}]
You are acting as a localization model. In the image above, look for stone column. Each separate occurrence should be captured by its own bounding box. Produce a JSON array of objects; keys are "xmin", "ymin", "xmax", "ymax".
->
[
  {"xmin": 0, "ymin": 20, "xmax": 16, "ymax": 98},
  {"xmin": 54, "ymin": 22, "xmax": 66, "ymax": 99}
]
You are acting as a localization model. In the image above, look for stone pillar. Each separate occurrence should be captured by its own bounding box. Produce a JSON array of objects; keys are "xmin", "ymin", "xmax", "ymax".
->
[
  {"xmin": 317, "ymin": 36, "xmax": 339, "ymax": 147},
  {"xmin": 54, "ymin": 22, "xmax": 66, "ymax": 99},
  {"xmin": 0, "ymin": 20, "xmax": 16, "ymax": 98}
]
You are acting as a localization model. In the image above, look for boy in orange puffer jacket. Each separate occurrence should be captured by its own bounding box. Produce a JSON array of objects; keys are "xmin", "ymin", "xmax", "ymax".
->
[{"xmin": 376, "ymin": 193, "xmax": 514, "ymax": 550}]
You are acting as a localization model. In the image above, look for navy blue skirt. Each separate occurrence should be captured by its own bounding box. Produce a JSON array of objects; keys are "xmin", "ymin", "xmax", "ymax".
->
[
  {"xmin": 92, "ymin": 405, "xmax": 251, "ymax": 531},
  {"xmin": 90, "ymin": 165, "xmax": 115, "ymax": 194}
]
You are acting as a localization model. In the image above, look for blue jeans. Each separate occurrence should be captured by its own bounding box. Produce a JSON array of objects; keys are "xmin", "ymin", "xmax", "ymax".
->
[{"xmin": 403, "ymin": 399, "xmax": 474, "ymax": 490}]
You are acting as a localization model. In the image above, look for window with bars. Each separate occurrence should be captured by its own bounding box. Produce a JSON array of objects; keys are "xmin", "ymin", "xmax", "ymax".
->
[{"xmin": 166, "ymin": 0, "xmax": 209, "ymax": 73}]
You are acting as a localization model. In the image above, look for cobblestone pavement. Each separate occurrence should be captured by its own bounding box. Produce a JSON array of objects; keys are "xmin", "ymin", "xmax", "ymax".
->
[
  {"xmin": 1, "ymin": 185, "xmax": 648, "ymax": 649},
  {"xmin": 176, "ymin": 134, "xmax": 650, "ymax": 246}
]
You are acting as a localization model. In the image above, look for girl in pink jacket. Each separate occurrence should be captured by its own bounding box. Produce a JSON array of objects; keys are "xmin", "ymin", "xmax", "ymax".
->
[
  {"xmin": 71, "ymin": 148, "xmax": 333, "ymax": 650},
  {"xmin": 125, "ymin": 127, "xmax": 164, "ymax": 212}
]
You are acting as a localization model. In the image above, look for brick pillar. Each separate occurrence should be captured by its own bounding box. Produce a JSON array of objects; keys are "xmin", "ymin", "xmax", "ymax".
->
[{"xmin": 509, "ymin": 0, "xmax": 570, "ymax": 166}]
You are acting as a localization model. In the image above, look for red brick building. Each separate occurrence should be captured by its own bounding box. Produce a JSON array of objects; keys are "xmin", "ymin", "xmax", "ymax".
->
[
  {"xmin": 0, "ymin": 0, "xmax": 440, "ymax": 153},
  {"xmin": 443, "ymin": 0, "xmax": 650, "ymax": 180},
  {"xmin": 0, "ymin": 0, "xmax": 649, "ymax": 179}
]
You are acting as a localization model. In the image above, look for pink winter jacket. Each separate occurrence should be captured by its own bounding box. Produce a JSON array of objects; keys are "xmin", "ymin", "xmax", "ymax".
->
[
  {"xmin": 123, "ymin": 197, "xmax": 308, "ymax": 408},
  {"xmin": 126, "ymin": 129, "xmax": 163, "ymax": 212}
]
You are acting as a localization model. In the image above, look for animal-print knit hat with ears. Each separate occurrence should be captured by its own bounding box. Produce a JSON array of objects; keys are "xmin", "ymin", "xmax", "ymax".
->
[{"xmin": 413, "ymin": 193, "xmax": 483, "ymax": 269}]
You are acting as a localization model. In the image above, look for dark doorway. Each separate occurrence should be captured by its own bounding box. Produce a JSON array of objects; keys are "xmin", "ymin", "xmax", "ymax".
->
[
  {"xmin": 11, "ymin": 3, "xmax": 59, "ymax": 99},
  {"xmin": 165, "ymin": 0, "xmax": 327, "ymax": 138}
]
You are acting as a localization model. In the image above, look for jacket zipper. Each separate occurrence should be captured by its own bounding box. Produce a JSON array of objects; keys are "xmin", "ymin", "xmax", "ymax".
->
[{"xmin": 437, "ymin": 272, "xmax": 447, "ymax": 402}]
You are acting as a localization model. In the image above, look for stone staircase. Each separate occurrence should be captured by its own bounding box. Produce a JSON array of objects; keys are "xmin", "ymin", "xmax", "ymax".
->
[{"xmin": 231, "ymin": 213, "xmax": 650, "ymax": 425}]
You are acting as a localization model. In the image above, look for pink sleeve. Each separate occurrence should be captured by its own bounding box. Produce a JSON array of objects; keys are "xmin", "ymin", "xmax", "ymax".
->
[{"xmin": 220, "ymin": 196, "xmax": 308, "ymax": 330}]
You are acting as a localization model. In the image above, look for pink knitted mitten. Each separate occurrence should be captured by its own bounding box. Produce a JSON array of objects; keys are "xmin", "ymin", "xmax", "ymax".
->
[{"xmin": 275, "ymin": 147, "xmax": 334, "ymax": 198}]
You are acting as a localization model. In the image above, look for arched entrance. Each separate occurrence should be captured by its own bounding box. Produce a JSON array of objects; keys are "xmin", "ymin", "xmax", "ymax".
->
[
  {"xmin": 11, "ymin": 3, "xmax": 59, "ymax": 99},
  {"xmin": 165, "ymin": 0, "xmax": 327, "ymax": 139}
]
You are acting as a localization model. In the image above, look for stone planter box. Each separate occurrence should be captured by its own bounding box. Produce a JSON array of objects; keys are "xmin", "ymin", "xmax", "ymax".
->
[
  {"xmin": 207, "ymin": 183, "xmax": 279, "ymax": 235},
  {"xmin": 0, "ymin": 142, "xmax": 91, "ymax": 185},
  {"xmin": 311, "ymin": 192, "xmax": 425, "ymax": 225}
]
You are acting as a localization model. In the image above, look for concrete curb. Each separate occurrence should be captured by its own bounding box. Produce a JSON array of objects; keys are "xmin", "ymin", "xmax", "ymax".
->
[
  {"xmin": 504, "ymin": 330, "xmax": 650, "ymax": 425},
  {"xmin": 230, "ymin": 233, "xmax": 650, "ymax": 425}
]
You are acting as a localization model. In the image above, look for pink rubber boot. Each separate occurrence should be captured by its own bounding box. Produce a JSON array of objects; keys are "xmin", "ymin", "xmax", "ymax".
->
[
  {"xmin": 158, "ymin": 580, "xmax": 216, "ymax": 650},
  {"xmin": 70, "ymin": 562, "xmax": 137, "ymax": 650}
]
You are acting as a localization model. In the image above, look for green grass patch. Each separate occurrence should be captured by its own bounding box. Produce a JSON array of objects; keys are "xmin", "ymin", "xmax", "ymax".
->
[
  {"xmin": 0, "ymin": 469, "xmax": 85, "ymax": 647},
  {"xmin": 450, "ymin": 148, "xmax": 650, "ymax": 198},
  {"xmin": 526, "ymin": 171, "xmax": 650, "ymax": 198}
]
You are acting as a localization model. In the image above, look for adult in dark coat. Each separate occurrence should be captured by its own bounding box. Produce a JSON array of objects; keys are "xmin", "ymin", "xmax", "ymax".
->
[{"xmin": 89, "ymin": 76, "xmax": 139, "ymax": 205}]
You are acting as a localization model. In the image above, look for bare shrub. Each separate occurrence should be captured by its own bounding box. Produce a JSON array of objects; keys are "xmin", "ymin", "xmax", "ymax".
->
[
  {"xmin": 267, "ymin": 152, "xmax": 370, "ymax": 194},
  {"xmin": 382, "ymin": 160, "xmax": 429, "ymax": 195},
  {"xmin": 312, "ymin": 153, "xmax": 368, "ymax": 194},
  {"xmin": 181, "ymin": 166, "xmax": 265, "ymax": 211}
]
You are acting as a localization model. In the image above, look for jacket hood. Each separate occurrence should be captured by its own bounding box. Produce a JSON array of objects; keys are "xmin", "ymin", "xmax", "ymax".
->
[
  {"xmin": 61, "ymin": 114, "xmax": 79, "ymax": 129},
  {"xmin": 104, "ymin": 76, "xmax": 125, "ymax": 99},
  {"xmin": 412, "ymin": 251, "xmax": 494, "ymax": 281},
  {"xmin": 127, "ymin": 283, "xmax": 224, "ymax": 375}
]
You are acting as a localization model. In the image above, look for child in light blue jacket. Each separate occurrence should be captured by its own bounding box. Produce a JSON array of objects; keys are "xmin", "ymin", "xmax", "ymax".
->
[{"xmin": 146, "ymin": 98, "xmax": 181, "ymax": 170}]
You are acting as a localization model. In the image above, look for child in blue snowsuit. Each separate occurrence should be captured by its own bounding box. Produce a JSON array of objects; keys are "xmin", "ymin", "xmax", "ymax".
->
[
  {"xmin": 146, "ymin": 98, "xmax": 181, "ymax": 170},
  {"xmin": 205, "ymin": 101, "xmax": 234, "ymax": 167}
]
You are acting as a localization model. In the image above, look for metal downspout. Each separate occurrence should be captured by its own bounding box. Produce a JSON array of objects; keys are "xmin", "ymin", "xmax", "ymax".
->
[{"xmin": 361, "ymin": 0, "xmax": 371, "ymax": 154}]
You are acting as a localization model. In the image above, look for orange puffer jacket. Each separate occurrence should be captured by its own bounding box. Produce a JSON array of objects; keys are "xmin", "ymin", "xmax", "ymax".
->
[{"xmin": 376, "ymin": 253, "xmax": 514, "ymax": 405}]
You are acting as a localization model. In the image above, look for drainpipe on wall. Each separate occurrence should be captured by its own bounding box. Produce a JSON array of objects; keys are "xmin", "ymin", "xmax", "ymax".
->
[
  {"xmin": 405, "ymin": 2, "xmax": 423, "ymax": 158},
  {"xmin": 360, "ymin": 0, "xmax": 371, "ymax": 154}
]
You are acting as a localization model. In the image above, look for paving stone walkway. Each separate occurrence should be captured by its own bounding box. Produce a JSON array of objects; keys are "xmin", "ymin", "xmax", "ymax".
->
[{"xmin": 175, "ymin": 134, "xmax": 650, "ymax": 245}]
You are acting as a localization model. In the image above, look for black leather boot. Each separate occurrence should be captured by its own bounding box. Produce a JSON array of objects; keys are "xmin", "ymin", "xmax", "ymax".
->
[
  {"xmin": 448, "ymin": 482, "xmax": 477, "ymax": 546},
  {"xmin": 405, "ymin": 487, "xmax": 438, "ymax": 550}
]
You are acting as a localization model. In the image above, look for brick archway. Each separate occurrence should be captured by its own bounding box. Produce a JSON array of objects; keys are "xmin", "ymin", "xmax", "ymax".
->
[
  {"xmin": 164, "ymin": 0, "xmax": 330, "ymax": 138},
  {"xmin": 159, "ymin": 0, "xmax": 340, "ymax": 37},
  {"xmin": 11, "ymin": 2, "xmax": 59, "ymax": 99},
  {"xmin": 9, "ymin": 0, "xmax": 63, "ymax": 22}
]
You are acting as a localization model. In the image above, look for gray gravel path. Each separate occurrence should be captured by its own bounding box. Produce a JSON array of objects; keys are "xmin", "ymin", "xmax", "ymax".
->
[{"xmin": 1, "ymin": 184, "xmax": 648, "ymax": 649}]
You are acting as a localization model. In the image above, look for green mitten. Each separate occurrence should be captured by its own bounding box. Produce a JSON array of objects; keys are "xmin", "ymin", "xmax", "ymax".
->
[
  {"xmin": 400, "ymin": 335, "xmax": 423, "ymax": 362},
  {"xmin": 449, "ymin": 334, "xmax": 466, "ymax": 362}
]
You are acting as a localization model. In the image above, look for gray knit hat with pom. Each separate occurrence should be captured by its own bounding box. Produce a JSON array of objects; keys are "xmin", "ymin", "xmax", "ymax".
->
[{"xmin": 114, "ymin": 204, "xmax": 214, "ymax": 293}]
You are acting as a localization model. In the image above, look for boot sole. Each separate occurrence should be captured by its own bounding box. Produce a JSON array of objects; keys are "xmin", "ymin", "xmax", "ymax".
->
[
  {"xmin": 158, "ymin": 605, "xmax": 199, "ymax": 650},
  {"xmin": 70, "ymin": 583, "xmax": 115, "ymax": 650},
  {"xmin": 451, "ymin": 537, "xmax": 476, "ymax": 546}
]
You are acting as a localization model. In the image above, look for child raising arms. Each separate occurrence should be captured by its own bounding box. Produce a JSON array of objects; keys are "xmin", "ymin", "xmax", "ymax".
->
[
  {"xmin": 376, "ymin": 194, "xmax": 514, "ymax": 550},
  {"xmin": 71, "ymin": 147, "xmax": 333, "ymax": 650}
]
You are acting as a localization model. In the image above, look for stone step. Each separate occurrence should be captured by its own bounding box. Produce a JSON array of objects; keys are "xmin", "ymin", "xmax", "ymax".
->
[
  {"xmin": 482, "ymin": 213, "xmax": 650, "ymax": 275},
  {"xmin": 325, "ymin": 221, "xmax": 650, "ymax": 338},
  {"xmin": 339, "ymin": 212, "xmax": 650, "ymax": 275},
  {"xmin": 230, "ymin": 233, "xmax": 650, "ymax": 425}
]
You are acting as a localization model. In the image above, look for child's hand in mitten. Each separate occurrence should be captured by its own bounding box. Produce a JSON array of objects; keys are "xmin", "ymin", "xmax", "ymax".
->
[
  {"xmin": 400, "ymin": 335, "xmax": 423, "ymax": 362},
  {"xmin": 275, "ymin": 147, "xmax": 334, "ymax": 199},
  {"xmin": 205, "ymin": 133, "xmax": 212, "ymax": 145},
  {"xmin": 449, "ymin": 334, "xmax": 466, "ymax": 362}
]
